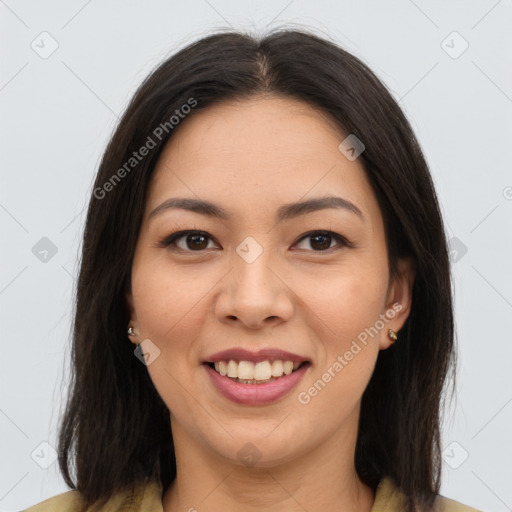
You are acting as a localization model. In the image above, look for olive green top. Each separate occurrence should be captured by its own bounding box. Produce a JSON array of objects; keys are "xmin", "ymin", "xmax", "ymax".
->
[{"xmin": 21, "ymin": 476, "xmax": 482, "ymax": 511}]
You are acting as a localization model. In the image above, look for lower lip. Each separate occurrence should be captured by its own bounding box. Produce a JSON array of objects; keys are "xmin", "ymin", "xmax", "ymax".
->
[{"xmin": 204, "ymin": 363, "xmax": 310, "ymax": 405}]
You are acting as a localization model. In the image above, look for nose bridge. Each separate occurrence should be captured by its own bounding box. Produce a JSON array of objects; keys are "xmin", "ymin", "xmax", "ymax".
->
[
  {"xmin": 232, "ymin": 236, "xmax": 279, "ymax": 303},
  {"xmin": 215, "ymin": 235, "xmax": 293, "ymax": 328}
]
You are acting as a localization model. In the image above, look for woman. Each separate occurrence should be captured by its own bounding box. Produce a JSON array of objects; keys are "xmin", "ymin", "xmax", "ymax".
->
[{"xmin": 23, "ymin": 29, "xmax": 481, "ymax": 512}]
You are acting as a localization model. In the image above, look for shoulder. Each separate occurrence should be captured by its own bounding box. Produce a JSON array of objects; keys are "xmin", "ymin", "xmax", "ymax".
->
[
  {"xmin": 21, "ymin": 480, "xmax": 163, "ymax": 512},
  {"xmin": 21, "ymin": 490, "xmax": 85, "ymax": 512},
  {"xmin": 434, "ymin": 495, "xmax": 482, "ymax": 512},
  {"xmin": 373, "ymin": 476, "xmax": 483, "ymax": 512}
]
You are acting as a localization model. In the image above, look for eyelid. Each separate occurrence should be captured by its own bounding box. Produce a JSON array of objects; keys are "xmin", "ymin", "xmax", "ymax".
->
[
  {"xmin": 159, "ymin": 229, "xmax": 219, "ymax": 250},
  {"xmin": 293, "ymin": 230, "xmax": 354, "ymax": 251}
]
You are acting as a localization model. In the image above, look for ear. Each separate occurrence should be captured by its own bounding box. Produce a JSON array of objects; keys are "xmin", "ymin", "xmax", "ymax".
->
[
  {"xmin": 379, "ymin": 257, "xmax": 415, "ymax": 350},
  {"xmin": 126, "ymin": 289, "xmax": 140, "ymax": 335}
]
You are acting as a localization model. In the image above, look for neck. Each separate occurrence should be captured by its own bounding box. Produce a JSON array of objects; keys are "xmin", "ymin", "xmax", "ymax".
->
[{"xmin": 162, "ymin": 411, "xmax": 375, "ymax": 512}]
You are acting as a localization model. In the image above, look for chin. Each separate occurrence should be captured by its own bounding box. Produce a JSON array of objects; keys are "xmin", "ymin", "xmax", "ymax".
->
[{"xmin": 209, "ymin": 432, "xmax": 308, "ymax": 469}]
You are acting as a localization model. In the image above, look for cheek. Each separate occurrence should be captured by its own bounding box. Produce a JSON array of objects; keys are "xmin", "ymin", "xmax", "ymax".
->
[
  {"xmin": 299, "ymin": 261, "xmax": 388, "ymax": 343},
  {"xmin": 131, "ymin": 262, "xmax": 210, "ymax": 413},
  {"xmin": 293, "ymin": 270, "xmax": 385, "ymax": 425},
  {"xmin": 132, "ymin": 260, "xmax": 213, "ymax": 345},
  {"xmin": 294, "ymin": 260, "xmax": 387, "ymax": 398}
]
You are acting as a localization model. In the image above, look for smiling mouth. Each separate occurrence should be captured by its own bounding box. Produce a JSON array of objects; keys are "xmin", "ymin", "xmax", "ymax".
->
[{"xmin": 205, "ymin": 360, "xmax": 310, "ymax": 384}]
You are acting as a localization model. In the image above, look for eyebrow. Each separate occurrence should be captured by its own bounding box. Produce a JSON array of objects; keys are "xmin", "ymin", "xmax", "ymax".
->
[{"xmin": 147, "ymin": 195, "xmax": 364, "ymax": 223}]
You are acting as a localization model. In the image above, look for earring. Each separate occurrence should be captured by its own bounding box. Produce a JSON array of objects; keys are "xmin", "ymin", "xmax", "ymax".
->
[
  {"xmin": 388, "ymin": 329, "xmax": 398, "ymax": 343},
  {"xmin": 127, "ymin": 326, "xmax": 140, "ymax": 346}
]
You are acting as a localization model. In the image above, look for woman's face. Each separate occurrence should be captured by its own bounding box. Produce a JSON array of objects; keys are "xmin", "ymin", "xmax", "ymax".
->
[{"xmin": 128, "ymin": 95, "xmax": 413, "ymax": 467}]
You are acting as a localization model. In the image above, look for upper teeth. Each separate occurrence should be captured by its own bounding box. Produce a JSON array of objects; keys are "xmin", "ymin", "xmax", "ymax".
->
[{"xmin": 213, "ymin": 360, "xmax": 301, "ymax": 380}]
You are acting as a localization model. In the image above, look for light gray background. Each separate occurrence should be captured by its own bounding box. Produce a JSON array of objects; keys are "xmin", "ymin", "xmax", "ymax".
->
[{"xmin": 1, "ymin": 1, "xmax": 511, "ymax": 511}]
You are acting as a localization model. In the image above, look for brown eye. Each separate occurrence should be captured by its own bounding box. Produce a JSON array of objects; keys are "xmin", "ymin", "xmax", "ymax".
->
[
  {"xmin": 294, "ymin": 231, "xmax": 350, "ymax": 252},
  {"xmin": 161, "ymin": 230, "xmax": 218, "ymax": 252},
  {"xmin": 309, "ymin": 233, "xmax": 332, "ymax": 250},
  {"xmin": 183, "ymin": 233, "xmax": 209, "ymax": 250}
]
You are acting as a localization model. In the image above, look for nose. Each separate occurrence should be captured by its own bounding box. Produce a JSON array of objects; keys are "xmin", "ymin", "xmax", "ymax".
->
[{"xmin": 215, "ymin": 249, "xmax": 294, "ymax": 330}]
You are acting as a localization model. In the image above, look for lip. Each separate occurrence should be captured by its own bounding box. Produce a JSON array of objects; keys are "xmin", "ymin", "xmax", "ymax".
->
[
  {"xmin": 204, "ymin": 348, "xmax": 310, "ymax": 364},
  {"xmin": 204, "ymin": 362, "xmax": 311, "ymax": 405}
]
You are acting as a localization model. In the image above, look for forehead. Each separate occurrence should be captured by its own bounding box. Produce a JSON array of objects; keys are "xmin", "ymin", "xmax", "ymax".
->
[{"xmin": 147, "ymin": 95, "xmax": 380, "ymax": 227}]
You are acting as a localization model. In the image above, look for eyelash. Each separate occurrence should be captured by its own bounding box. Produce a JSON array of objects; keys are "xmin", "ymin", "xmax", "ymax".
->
[{"xmin": 159, "ymin": 229, "xmax": 354, "ymax": 253}]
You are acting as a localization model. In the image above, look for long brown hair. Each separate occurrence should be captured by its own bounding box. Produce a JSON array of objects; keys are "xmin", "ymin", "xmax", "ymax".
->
[{"xmin": 58, "ymin": 29, "xmax": 456, "ymax": 512}]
